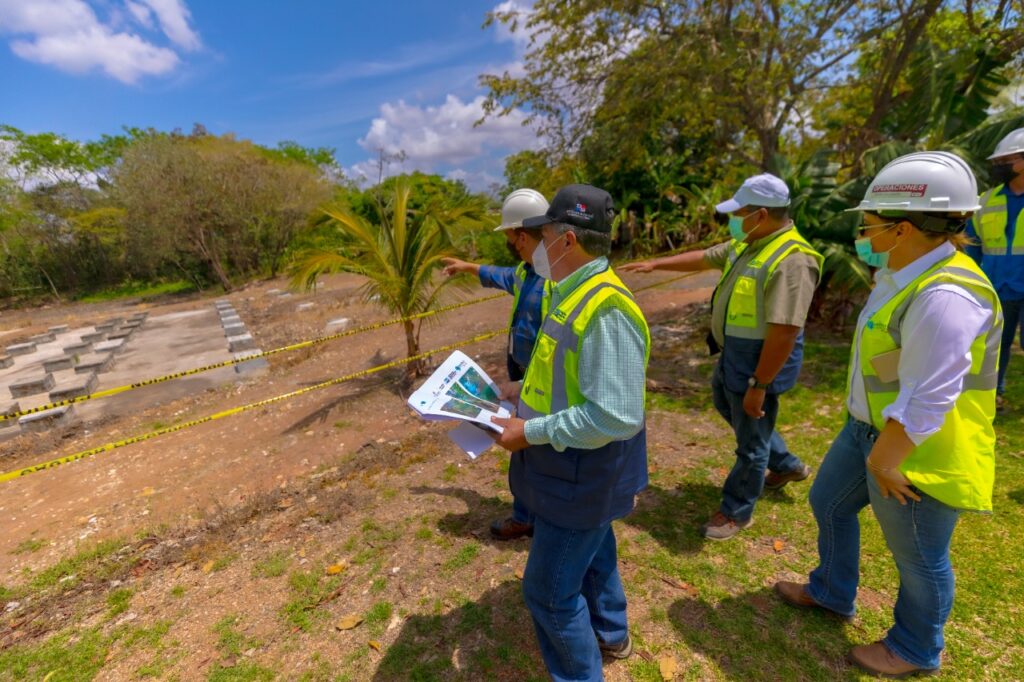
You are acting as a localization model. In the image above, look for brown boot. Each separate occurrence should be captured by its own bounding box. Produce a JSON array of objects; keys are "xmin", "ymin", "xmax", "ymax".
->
[
  {"xmin": 490, "ymin": 517, "xmax": 533, "ymax": 540},
  {"xmin": 773, "ymin": 581, "xmax": 853, "ymax": 621},
  {"xmin": 765, "ymin": 464, "xmax": 812, "ymax": 490},
  {"xmin": 848, "ymin": 641, "xmax": 939, "ymax": 678}
]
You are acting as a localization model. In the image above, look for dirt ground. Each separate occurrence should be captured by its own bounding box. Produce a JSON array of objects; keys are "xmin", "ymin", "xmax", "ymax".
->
[{"xmin": 0, "ymin": 269, "xmax": 717, "ymax": 581}]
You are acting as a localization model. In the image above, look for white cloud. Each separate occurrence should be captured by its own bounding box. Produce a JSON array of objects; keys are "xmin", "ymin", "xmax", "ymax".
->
[{"xmin": 0, "ymin": 0, "xmax": 200, "ymax": 83}]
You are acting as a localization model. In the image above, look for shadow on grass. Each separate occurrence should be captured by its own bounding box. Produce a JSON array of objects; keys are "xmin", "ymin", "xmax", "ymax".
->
[
  {"xmin": 409, "ymin": 486, "xmax": 527, "ymax": 549},
  {"xmin": 622, "ymin": 482, "xmax": 719, "ymax": 555},
  {"xmin": 373, "ymin": 580, "xmax": 546, "ymax": 681},
  {"xmin": 668, "ymin": 587, "xmax": 857, "ymax": 681}
]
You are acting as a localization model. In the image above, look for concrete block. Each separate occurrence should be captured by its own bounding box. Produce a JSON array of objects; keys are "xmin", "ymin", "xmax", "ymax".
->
[
  {"xmin": 325, "ymin": 318, "xmax": 350, "ymax": 332},
  {"xmin": 107, "ymin": 329, "xmax": 134, "ymax": 341},
  {"xmin": 43, "ymin": 355, "xmax": 79, "ymax": 372},
  {"xmin": 220, "ymin": 315, "xmax": 242, "ymax": 326},
  {"xmin": 233, "ymin": 349, "xmax": 269, "ymax": 375},
  {"xmin": 227, "ymin": 333, "xmax": 256, "ymax": 352},
  {"xmin": 0, "ymin": 401, "xmax": 20, "ymax": 429},
  {"xmin": 103, "ymin": 317, "xmax": 124, "ymax": 326},
  {"xmin": 215, "ymin": 299, "xmax": 231, "ymax": 307},
  {"xmin": 48, "ymin": 373, "xmax": 98, "ymax": 401},
  {"xmin": 121, "ymin": 319, "xmax": 143, "ymax": 329},
  {"xmin": 296, "ymin": 302, "xmax": 315, "ymax": 312},
  {"xmin": 29, "ymin": 332, "xmax": 56, "ymax": 344},
  {"xmin": 0, "ymin": 355, "xmax": 13, "ymax": 368},
  {"xmin": 5, "ymin": 342, "xmax": 37, "ymax": 356},
  {"xmin": 223, "ymin": 324, "xmax": 246, "ymax": 337},
  {"xmin": 128, "ymin": 312, "xmax": 149, "ymax": 321},
  {"xmin": 10, "ymin": 373, "xmax": 55, "ymax": 398},
  {"xmin": 48, "ymin": 325, "xmax": 70, "ymax": 334},
  {"xmin": 19, "ymin": 405, "xmax": 74, "ymax": 432},
  {"xmin": 81, "ymin": 332, "xmax": 107, "ymax": 344},
  {"xmin": 278, "ymin": 292, "xmax": 292, "ymax": 298},
  {"xmin": 63, "ymin": 341, "xmax": 92, "ymax": 355},
  {"xmin": 266, "ymin": 288, "xmax": 282, "ymax": 295},
  {"xmin": 93, "ymin": 339, "xmax": 126, "ymax": 355},
  {"xmin": 75, "ymin": 353, "xmax": 115, "ymax": 374},
  {"xmin": 218, "ymin": 311, "xmax": 238, "ymax": 322}
]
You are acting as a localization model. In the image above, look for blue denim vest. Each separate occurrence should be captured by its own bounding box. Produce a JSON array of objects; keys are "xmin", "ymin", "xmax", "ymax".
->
[
  {"xmin": 719, "ymin": 332, "xmax": 804, "ymax": 395},
  {"xmin": 509, "ymin": 428, "xmax": 648, "ymax": 530}
]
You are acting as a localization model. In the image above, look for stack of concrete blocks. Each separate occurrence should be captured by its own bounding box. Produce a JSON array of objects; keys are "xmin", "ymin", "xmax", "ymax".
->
[{"xmin": 214, "ymin": 301, "xmax": 268, "ymax": 375}]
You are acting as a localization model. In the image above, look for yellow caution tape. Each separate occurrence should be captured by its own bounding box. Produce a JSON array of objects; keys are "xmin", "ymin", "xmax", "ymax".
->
[
  {"xmin": 0, "ymin": 329, "xmax": 506, "ymax": 483},
  {"xmin": 0, "ymin": 293, "xmax": 505, "ymax": 423}
]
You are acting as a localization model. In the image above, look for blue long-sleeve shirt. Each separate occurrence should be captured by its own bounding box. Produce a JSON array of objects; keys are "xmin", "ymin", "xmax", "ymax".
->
[
  {"xmin": 478, "ymin": 263, "xmax": 547, "ymax": 379},
  {"xmin": 966, "ymin": 184, "xmax": 1024, "ymax": 300}
]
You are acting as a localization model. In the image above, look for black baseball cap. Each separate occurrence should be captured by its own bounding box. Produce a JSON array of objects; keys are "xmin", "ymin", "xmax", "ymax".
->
[{"xmin": 521, "ymin": 183, "xmax": 615, "ymax": 233}]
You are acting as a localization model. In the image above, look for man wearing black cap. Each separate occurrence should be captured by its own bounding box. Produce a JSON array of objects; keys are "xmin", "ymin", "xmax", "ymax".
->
[{"xmin": 491, "ymin": 184, "xmax": 650, "ymax": 680}]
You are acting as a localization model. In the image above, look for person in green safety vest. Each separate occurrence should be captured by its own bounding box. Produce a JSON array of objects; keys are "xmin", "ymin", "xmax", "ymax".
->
[
  {"xmin": 965, "ymin": 127, "xmax": 1024, "ymax": 413},
  {"xmin": 623, "ymin": 173, "xmax": 823, "ymax": 541},
  {"xmin": 774, "ymin": 151, "xmax": 1002, "ymax": 678},
  {"xmin": 442, "ymin": 189, "xmax": 551, "ymax": 541}
]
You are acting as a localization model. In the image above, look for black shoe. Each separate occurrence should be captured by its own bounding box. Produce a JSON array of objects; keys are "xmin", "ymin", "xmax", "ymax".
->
[
  {"xmin": 598, "ymin": 634, "xmax": 633, "ymax": 659},
  {"xmin": 489, "ymin": 517, "xmax": 534, "ymax": 540}
]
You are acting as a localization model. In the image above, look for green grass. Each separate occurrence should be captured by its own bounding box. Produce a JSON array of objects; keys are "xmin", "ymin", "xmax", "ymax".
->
[
  {"xmin": 106, "ymin": 587, "xmax": 133, "ymax": 617},
  {"xmin": 77, "ymin": 279, "xmax": 196, "ymax": 303},
  {"xmin": 24, "ymin": 537, "xmax": 125, "ymax": 594},
  {"xmin": 252, "ymin": 550, "xmax": 290, "ymax": 579},
  {"xmin": 280, "ymin": 566, "xmax": 343, "ymax": 632},
  {"xmin": 365, "ymin": 601, "xmax": 393, "ymax": 636},
  {"xmin": 443, "ymin": 542, "xmax": 480, "ymax": 571},
  {"xmin": 12, "ymin": 537, "xmax": 46, "ymax": 555}
]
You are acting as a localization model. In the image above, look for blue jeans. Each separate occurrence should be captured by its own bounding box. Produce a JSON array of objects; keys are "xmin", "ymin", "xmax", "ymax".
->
[
  {"xmin": 807, "ymin": 418, "xmax": 961, "ymax": 670},
  {"xmin": 512, "ymin": 494, "xmax": 534, "ymax": 525},
  {"xmin": 522, "ymin": 516, "xmax": 629, "ymax": 681},
  {"xmin": 996, "ymin": 297, "xmax": 1023, "ymax": 395},
  {"xmin": 711, "ymin": 364, "xmax": 804, "ymax": 521}
]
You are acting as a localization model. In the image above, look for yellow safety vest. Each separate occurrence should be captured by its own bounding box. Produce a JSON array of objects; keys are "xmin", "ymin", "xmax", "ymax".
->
[
  {"xmin": 519, "ymin": 266, "xmax": 650, "ymax": 418},
  {"xmin": 853, "ymin": 251, "xmax": 1002, "ymax": 511},
  {"xmin": 974, "ymin": 184, "xmax": 1024, "ymax": 255},
  {"xmin": 713, "ymin": 227, "xmax": 823, "ymax": 340}
]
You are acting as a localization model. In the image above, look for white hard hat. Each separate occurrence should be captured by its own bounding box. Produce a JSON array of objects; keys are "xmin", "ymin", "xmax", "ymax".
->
[
  {"xmin": 495, "ymin": 189, "xmax": 549, "ymax": 231},
  {"xmin": 988, "ymin": 127, "xmax": 1024, "ymax": 160},
  {"xmin": 849, "ymin": 151, "xmax": 980, "ymax": 214}
]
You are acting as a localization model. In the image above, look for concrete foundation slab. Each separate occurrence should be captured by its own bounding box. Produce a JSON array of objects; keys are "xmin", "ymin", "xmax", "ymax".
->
[
  {"xmin": 43, "ymin": 355, "xmax": 79, "ymax": 372},
  {"xmin": 19, "ymin": 405, "xmax": 74, "ymax": 432},
  {"xmin": 233, "ymin": 349, "xmax": 269, "ymax": 375},
  {"xmin": 81, "ymin": 332, "xmax": 106, "ymax": 344},
  {"xmin": 75, "ymin": 353, "xmax": 115, "ymax": 374},
  {"xmin": 122, "ymin": 319, "xmax": 144, "ymax": 329},
  {"xmin": 48, "ymin": 325, "xmax": 70, "ymax": 334},
  {"xmin": 29, "ymin": 332, "xmax": 56, "ymax": 344},
  {"xmin": 103, "ymin": 317, "xmax": 124, "ymax": 326},
  {"xmin": 223, "ymin": 324, "xmax": 246, "ymax": 337},
  {"xmin": 296, "ymin": 302, "xmax": 315, "ymax": 312},
  {"xmin": 227, "ymin": 333, "xmax": 256, "ymax": 352},
  {"xmin": 5, "ymin": 343, "xmax": 37, "ymax": 356},
  {"xmin": 63, "ymin": 342, "xmax": 92, "ymax": 355},
  {"xmin": 10, "ymin": 373, "xmax": 55, "ymax": 398},
  {"xmin": 95, "ymin": 324, "xmax": 116, "ymax": 333},
  {"xmin": 107, "ymin": 329, "xmax": 134, "ymax": 341},
  {"xmin": 0, "ymin": 401, "xmax": 20, "ymax": 429},
  {"xmin": 93, "ymin": 340, "xmax": 126, "ymax": 355},
  {"xmin": 48, "ymin": 373, "xmax": 98, "ymax": 401},
  {"xmin": 0, "ymin": 355, "xmax": 13, "ymax": 368},
  {"xmin": 220, "ymin": 315, "xmax": 242, "ymax": 326}
]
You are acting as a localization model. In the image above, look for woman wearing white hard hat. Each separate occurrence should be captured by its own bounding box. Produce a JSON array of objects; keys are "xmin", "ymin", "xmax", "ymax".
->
[{"xmin": 774, "ymin": 151, "xmax": 1002, "ymax": 677}]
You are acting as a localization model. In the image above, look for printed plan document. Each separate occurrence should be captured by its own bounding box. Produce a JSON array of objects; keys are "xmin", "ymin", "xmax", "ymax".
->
[{"xmin": 407, "ymin": 351, "xmax": 514, "ymax": 459}]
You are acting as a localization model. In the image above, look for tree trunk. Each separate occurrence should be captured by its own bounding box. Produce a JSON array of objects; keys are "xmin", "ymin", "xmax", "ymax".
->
[{"xmin": 403, "ymin": 319, "xmax": 422, "ymax": 378}]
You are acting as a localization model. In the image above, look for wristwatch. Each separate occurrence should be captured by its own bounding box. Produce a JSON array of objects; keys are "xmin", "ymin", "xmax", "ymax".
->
[{"xmin": 747, "ymin": 376, "xmax": 770, "ymax": 390}]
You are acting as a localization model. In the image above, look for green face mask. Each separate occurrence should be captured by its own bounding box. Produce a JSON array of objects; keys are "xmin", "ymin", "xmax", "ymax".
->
[{"xmin": 728, "ymin": 214, "xmax": 747, "ymax": 241}]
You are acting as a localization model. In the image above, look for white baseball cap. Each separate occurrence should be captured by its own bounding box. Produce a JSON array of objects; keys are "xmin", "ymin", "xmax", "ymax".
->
[{"xmin": 715, "ymin": 173, "xmax": 791, "ymax": 213}]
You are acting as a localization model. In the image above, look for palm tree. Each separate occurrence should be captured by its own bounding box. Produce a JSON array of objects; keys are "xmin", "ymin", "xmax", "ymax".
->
[{"xmin": 291, "ymin": 177, "xmax": 480, "ymax": 377}]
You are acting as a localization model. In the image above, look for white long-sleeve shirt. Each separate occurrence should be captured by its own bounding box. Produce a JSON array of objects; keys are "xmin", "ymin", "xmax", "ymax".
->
[{"xmin": 848, "ymin": 242, "xmax": 995, "ymax": 445}]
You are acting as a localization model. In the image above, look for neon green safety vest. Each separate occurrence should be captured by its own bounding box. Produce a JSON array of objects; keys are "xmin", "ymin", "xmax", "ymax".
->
[
  {"xmin": 519, "ymin": 266, "xmax": 650, "ymax": 419},
  {"xmin": 974, "ymin": 184, "xmax": 1024, "ymax": 255},
  {"xmin": 853, "ymin": 251, "xmax": 1002, "ymax": 511},
  {"xmin": 712, "ymin": 227, "xmax": 823, "ymax": 340}
]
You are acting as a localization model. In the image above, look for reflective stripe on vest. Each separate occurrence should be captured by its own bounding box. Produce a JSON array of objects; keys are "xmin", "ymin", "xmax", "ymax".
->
[
  {"xmin": 712, "ymin": 228, "xmax": 824, "ymax": 340},
  {"xmin": 854, "ymin": 251, "xmax": 1002, "ymax": 511},
  {"xmin": 975, "ymin": 185, "xmax": 1024, "ymax": 256},
  {"xmin": 518, "ymin": 268, "xmax": 650, "ymax": 420}
]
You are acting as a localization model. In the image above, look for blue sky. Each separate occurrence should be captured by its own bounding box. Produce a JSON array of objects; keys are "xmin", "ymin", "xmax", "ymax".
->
[{"xmin": 0, "ymin": 0, "xmax": 538, "ymax": 191}]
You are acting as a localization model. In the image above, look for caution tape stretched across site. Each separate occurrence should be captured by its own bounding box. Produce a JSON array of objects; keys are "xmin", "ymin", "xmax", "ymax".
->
[
  {"xmin": 1, "ymin": 269, "xmax": 702, "ymax": 423},
  {"xmin": 0, "ymin": 329, "xmax": 506, "ymax": 484}
]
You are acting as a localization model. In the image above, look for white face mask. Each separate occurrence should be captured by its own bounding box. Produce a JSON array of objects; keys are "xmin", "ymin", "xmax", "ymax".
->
[{"xmin": 531, "ymin": 236, "xmax": 568, "ymax": 280}]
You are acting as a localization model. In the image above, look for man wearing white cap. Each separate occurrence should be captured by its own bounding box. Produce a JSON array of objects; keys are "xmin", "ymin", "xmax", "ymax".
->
[
  {"xmin": 966, "ymin": 127, "xmax": 1024, "ymax": 412},
  {"xmin": 442, "ymin": 188, "xmax": 551, "ymax": 540},
  {"xmin": 623, "ymin": 173, "xmax": 823, "ymax": 539}
]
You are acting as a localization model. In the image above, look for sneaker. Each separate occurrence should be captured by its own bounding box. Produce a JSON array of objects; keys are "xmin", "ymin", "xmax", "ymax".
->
[
  {"xmin": 598, "ymin": 634, "xmax": 633, "ymax": 659},
  {"xmin": 700, "ymin": 511, "xmax": 753, "ymax": 540},
  {"xmin": 996, "ymin": 394, "xmax": 1008, "ymax": 413},
  {"xmin": 764, "ymin": 464, "xmax": 812, "ymax": 491},
  {"xmin": 489, "ymin": 517, "xmax": 534, "ymax": 540}
]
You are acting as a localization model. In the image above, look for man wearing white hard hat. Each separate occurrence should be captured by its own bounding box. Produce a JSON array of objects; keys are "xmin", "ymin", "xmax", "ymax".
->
[
  {"xmin": 623, "ymin": 173, "xmax": 823, "ymax": 540},
  {"xmin": 442, "ymin": 188, "xmax": 551, "ymax": 540},
  {"xmin": 966, "ymin": 127, "xmax": 1024, "ymax": 412},
  {"xmin": 775, "ymin": 151, "xmax": 1002, "ymax": 677}
]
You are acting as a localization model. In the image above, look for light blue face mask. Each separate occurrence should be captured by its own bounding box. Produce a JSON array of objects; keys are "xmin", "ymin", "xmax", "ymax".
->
[
  {"xmin": 854, "ymin": 223, "xmax": 897, "ymax": 269},
  {"xmin": 728, "ymin": 214, "xmax": 748, "ymax": 241}
]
